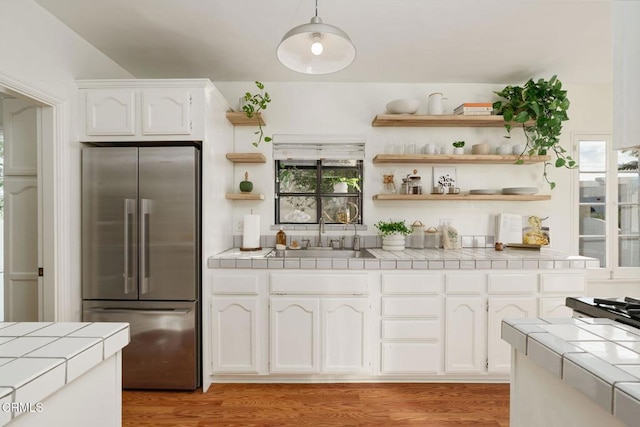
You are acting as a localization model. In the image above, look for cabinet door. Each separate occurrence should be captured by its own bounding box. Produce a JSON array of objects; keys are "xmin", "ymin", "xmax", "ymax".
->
[
  {"xmin": 85, "ymin": 90, "xmax": 136, "ymax": 135},
  {"xmin": 445, "ymin": 297, "xmax": 486, "ymax": 374},
  {"xmin": 211, "ymin": 297, "xmax": 259, "ymax": 374},
  {"xmin": 322, "ymin": 298, "xmax": 370, "ymax": 374},
  {"xmin": 539, "ymin": 297, "xmax": 574, "ymax": 318},
  {"xmin": 270, "ymin": 298, "xmax": 320, "ymax": 373},
  {"xmin": 487, "ymin": 297, "xmax": 537, "ymax": 373},
  {"xmin": 141, "ymin": 89, "xmax": 192, "ymax": 135}
]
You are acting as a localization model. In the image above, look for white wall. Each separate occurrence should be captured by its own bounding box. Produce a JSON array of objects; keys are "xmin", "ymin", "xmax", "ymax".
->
[
  {"xmin": 0, "ymin": 0, "xmax": 134, "ymax": 320},
  {"xmin": 214, "ymin": 81, "xmax": 612, "ymax": 256}
]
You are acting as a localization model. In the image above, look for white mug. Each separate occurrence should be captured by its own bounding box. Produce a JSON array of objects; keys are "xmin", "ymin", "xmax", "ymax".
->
[{"xmin": 428, "ymin": 92, "xmax": 446, "ymax": 115}]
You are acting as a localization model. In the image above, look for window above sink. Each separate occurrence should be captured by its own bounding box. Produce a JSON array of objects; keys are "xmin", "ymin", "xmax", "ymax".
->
[{"xmin": 273, "ymin": 135, "xmax": 365, "ymax": 226}]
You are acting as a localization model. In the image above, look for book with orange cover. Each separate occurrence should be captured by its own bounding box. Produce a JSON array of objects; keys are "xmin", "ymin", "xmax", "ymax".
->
[{"xmin": 456, "ymin": 102, "xmax": 493, "ymax": 108}]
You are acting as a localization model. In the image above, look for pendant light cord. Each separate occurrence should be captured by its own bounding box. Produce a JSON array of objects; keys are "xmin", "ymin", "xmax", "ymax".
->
[{"xmin": 315, "ymin": 0, "xmax": 318, "ymax": 18}]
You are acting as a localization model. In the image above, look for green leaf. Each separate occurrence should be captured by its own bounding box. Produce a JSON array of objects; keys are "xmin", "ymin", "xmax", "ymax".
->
[
  {"xmin": 555, "ymin": 158, "xmax": 566, "ymax": 168},
  {"xmin": 515, "ymin": 111, "xmax": 530, "ymax": 123},
  {"xmin": 550, "ymin": 182, "xmax": 556, "ymax": 190}
]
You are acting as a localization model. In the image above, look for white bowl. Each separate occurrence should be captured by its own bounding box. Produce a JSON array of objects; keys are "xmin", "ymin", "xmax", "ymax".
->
[
  {"xmin": 386, "ymin": 98, "xmax": 420, "ymax": 114},
  {"xmin": 496, "ymin": 145, "xmax": 512, "ymax": 155}
]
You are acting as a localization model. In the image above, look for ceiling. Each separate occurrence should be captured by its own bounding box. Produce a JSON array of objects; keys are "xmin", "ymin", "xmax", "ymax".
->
[{"xmin": 33, "ymin": 0, "xmax": 612, "ymax": 85}]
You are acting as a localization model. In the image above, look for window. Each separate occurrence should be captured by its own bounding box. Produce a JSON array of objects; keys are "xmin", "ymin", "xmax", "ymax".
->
[
  {"xmin": 576, "ymin": 134, "xmax": 640, "ymax": 278},
  {"xmin": 272, "ymin": 135, "xmax": 365, "ymax": 225},
  {"xmin": 275, "ymin": 159, "xmax": 363, "ymax": 225}
]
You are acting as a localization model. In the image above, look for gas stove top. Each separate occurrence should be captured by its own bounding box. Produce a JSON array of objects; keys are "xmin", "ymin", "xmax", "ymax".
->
[{"xmin": 566, "ymin": 297, "xmax": 640, "ymax": 329}]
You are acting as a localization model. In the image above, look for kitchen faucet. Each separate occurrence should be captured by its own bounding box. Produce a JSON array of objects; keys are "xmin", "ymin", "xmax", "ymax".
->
[
  {"xmin": 318, "ymin": 217, "xmax": 325, "ymax": 247},
  {"xmin": 350, "ymin": 221, "xmax": 360, "ymax": 250}
]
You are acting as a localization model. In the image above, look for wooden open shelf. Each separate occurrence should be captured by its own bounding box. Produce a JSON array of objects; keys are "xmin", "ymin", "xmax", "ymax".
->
[
  {"xmin": 226, "ymin": 112, "xmax": 265, "ymax": 126},
  {"xmin": 225, "ymin": 193, "xmax": 265, "ymax": 201},
  {"xmin": 225, "ymin": 153, "xmax": 267, "ymax": 163},
  {"xmin": 372, "ymin": 154, "xmax": 550, "ymax": 165},
  {"xmin": 371, "ymin": 114, "xmax": 533, "ymax": 127},
  {"xmin": 372, "ymin": 194, "xmax": 551, "ymax": 201}
]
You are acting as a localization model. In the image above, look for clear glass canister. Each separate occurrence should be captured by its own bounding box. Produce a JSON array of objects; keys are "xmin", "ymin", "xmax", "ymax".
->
[
  {"xmin": 410, "ymin": 221, "xmax": 425, "ymax": 248},
  {"xmin": 424, "ymin": 227, "xmax": 440, "ymax": 248}
]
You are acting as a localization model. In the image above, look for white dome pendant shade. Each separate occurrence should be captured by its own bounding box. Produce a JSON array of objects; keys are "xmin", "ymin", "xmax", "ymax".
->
[{"xmin": 277, "ymin": 8, "xmax": 356, "ymax": 74}]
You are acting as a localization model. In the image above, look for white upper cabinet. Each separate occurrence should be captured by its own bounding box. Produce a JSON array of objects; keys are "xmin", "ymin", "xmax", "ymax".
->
[
  {"xmin": 85, "ymin": 90, "xmax": 136, "ymax": 136},
  {"xmin": 141, "ymin": 89, "xmax": 192, "ymax": 135},
  {"xmin": 77, "ymin": 79, "xmax": 214, "ymax": 141}
]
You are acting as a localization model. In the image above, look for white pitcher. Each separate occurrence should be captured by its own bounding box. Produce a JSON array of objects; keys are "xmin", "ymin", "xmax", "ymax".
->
[{"xmin": 427, "ymin": 92, "xmax": 446, "ymax": 115}]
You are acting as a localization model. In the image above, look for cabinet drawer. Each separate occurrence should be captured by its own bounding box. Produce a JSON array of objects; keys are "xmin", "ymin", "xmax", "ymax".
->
[
  {"xmin": 270, "ymin": 273, "xmax": 368, "ymax": 295},
  {"xmin": 381, "ymin": 273, "xmax": 442, "ymax": 294},
  {"xmin": 539, "ymin": 273, "xmax": 585, "ymax": 293},
  {"xmin": 381, "ymin": 342, "xmax": 441, "ymax": 374},
  {"xmin": 381, "ymin": 297, "xmax": 442, "ymax": 317},
  {"xmin": 445, "ymin": 273, "xmax": 484, "ymax": 294},
  {"xmin": 212, "ymin": 275, "xmax": 259, "ymax": 294},
  {"xmin": 381, "ymin": 320, "xmax": 440, "ymax": 340},
  {"xmin": 488, "ymin": 274, "xmax": 537, "ymax": 294}
]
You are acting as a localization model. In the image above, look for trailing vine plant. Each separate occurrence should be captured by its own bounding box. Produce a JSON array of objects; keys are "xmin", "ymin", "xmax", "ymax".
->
[
  {"xmin": 242, "ymin": 81, "xmax": 272, "ymax": 147},
  {"xmin": 493, "ymin": 75, "xmax": 576, "ymax": 189}
]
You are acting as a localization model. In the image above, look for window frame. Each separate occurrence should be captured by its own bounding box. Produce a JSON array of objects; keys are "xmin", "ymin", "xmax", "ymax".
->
[
  {"xmin": 574, "ymin": 133, "xmax": 640, "ymax": 280},
  {"xmin": 274, "ymin": 159, "xmax": 364, "ymax": 226}
]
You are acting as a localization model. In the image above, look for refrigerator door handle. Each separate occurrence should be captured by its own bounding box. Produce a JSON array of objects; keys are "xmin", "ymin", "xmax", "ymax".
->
[
  {"xmin": 124, "ymin": 199, "xmax": 137, "ymax": 295},
  {"xmin": 140, "ymin": 198, "xmax": 151, "ymax": 295},
  {"xmin": 86, "ymin": 307, "xmax": 192, "ymax": 315}
]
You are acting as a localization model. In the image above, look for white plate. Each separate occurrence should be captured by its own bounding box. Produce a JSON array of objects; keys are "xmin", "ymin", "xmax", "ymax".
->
[
  {"xmin": 502, "ymin": 187, "xmax": 538, "ymax": 195},
  {"xmin": 470, "ymin": 189, "xmax": 499, "ymax": 195}
]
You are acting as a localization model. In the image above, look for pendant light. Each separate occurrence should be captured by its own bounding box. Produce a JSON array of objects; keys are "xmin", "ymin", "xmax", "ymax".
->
[{"xmin": 277, "ymin": 0, "xmax": 356, "ymax": 74}]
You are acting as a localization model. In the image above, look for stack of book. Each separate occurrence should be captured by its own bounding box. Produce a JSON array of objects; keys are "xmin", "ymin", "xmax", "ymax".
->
[{"xmin": 453, "ymin": 102, "xmax": 493, "ymax": 115}]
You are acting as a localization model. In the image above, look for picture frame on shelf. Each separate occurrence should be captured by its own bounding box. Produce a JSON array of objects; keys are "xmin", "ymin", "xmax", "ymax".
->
[{"xmin": 433, "ymin": 166, "xmax": 457, "ymax": 190}]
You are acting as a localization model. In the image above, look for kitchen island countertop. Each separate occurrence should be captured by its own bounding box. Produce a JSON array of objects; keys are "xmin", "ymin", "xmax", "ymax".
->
[
  {"xmin": 503, "ymin": 317, "xmax": 640, "ymax": 427},
  {"xmin": 0, "ymin": 322, "xmax": 129, "ymax": 426},
  {"xmin": 208, "ymin": 247, "xmax": 598, "ymax": 270}
]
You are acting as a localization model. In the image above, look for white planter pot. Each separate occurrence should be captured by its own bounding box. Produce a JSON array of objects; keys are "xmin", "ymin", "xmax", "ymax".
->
[
  {"xmin": 333, "ymin": 182, "xmax": 348, "ymax": 193},
  {"xmin": 453, "ymin": 147, "xmax": 464, "ymax": 155},
  {"xmin": 382, "ymin": 233, "xmax": 406, "ymax": 251}
]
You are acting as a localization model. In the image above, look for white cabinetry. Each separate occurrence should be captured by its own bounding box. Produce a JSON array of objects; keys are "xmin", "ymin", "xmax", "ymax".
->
[
  {"xmin": 204, "ymin": 267, "xmax": 586, "ymax": 385},
  {"xmin": 209, "ymin": 271, "xmax": 268, "ymax": 375},
  {"xmin": 269, "ymin": 273, "xmax": 371, "ymax": 375},
  {"xmin": 444, "ymin": 273, "xmax": 486, "ymax": 374},
  {"xmin": 538, "ymin": 272, "xmax": 585, "ymax": 318},
  {"xmin": 487, "ymin": 273, "xmax": 537, "ymax": 374},
  {"xmin": 77, "ymin": 79, "xmax": 213, "ymax": 141},
  {"xmin": 380, "ymin": 273, "xmax": 443, "ymax": 374}
]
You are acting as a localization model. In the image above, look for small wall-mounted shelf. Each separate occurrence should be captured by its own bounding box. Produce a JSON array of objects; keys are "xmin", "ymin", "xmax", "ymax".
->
[
  {"xmin": 225, "ymin": 153, "xmax": 267, "ymax": 163},
  {"xmin": 372, "ymin": 194, "xmax": 550, "ymax": 201},
  {"xmin": 225, "ymin": 193, "xmax": 265, "ymax": 201},
  {"xmin": 371, "ymin": 114, "xmax": 533, "ymax": 127},
  {"xmin": 226, "ymin": 112, "xmax": 265, "ymax": 126},
  {"xmin": 372, "ymin": 154, "xmax": 550, "ymax": 165}
]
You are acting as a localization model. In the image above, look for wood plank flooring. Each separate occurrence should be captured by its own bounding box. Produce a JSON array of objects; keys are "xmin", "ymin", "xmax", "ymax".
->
[{"xmin": 123, "ymin": 383, "xmax": 510, "ymax": 427}]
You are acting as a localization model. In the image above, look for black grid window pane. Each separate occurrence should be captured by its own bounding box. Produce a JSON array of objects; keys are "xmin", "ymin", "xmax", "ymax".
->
[{"xmin": 276, "ymin": 159, "xmax": 363, "ymax": 225}]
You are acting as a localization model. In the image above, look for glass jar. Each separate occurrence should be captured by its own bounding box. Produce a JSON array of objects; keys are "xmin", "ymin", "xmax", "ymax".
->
[{"xmin": 410, "ymin": 221, "xmax": 425, "ymax": 248}]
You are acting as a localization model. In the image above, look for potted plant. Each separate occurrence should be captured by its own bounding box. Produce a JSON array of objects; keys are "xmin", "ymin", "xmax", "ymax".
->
[
  {"xmin": 492, "ymin": 75, "xmax": 576, "ymax": 189},
  {"xmin": 452, "ymin": 141, "xmax": 465, "ymax": 154},
  {"xmin": 375, "ymin": 219, "xmax": 411, "ymax": 251},
  {"xmin": 331, "ymin": 177, "xmax": 361, "ymax": 193},
  {"xmin": 241, "ymin": 81, "xmax": 272, "ymax": 147}
]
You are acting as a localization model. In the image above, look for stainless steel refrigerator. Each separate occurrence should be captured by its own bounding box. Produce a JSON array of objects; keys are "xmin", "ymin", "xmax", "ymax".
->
[{"xmin": 81, "ymin": 145, "xmax": 200, "ymax": 390}]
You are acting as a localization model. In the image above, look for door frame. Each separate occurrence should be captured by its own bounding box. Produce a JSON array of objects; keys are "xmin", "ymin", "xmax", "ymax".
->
[{"xmin": 0, "ymin": 68, "xmax": 71, "ymax": 321}]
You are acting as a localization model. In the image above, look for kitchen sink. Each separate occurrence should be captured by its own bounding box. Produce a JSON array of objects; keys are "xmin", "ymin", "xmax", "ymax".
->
[{"xmin": 265, "ymin": 248, "xmax": 375, "ymax": 259}]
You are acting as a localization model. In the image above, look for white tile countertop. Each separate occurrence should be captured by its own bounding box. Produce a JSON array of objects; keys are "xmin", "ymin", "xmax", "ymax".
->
[
  {"xmin": 0, "ymin": 322, "xmax": 129, "ymax": 426},
  {"xmin": 208, "ymin": 247, "xmax": 599, "ymax": 270},
  {"xmin": 502, "ymin": 317, "xmax": 640, "ymax": 426}
]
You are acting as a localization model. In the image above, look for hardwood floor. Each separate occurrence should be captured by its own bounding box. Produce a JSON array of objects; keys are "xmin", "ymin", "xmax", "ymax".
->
[{"xmin": 123, "ymin": 383, "xmax": 510, "ymax": 427}]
